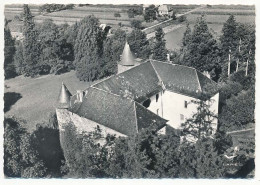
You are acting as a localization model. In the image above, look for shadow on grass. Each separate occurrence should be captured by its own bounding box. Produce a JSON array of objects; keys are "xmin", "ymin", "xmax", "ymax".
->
[{"xmin": 4, "ymin": 92, "xmax": 22, "ymax": 113}]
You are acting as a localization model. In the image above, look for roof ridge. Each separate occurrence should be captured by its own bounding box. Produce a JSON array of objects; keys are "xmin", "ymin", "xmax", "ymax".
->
[
  {"xmin": 151, "ymin": 59, "xmax": 198, "ymax": 71},
  {"xmin": 91, "ymin": 86, "xmax": 121, "ymax": 97},
  {"xmin": 150, "ymin": 60, "xmax": 166, "ymax": 90},
  {"xmin": 118, "ymin": 60, "xmax": 150, "ymax": 73},
  {"xmin": 91, "ymin": 86, "xmax": 137, "ymax": 103},
  {"xmin": 90, "ymin": 74, "xmax": 116, "ymax": 89},
  {"xmin": 195, "ymin": 70, "xmax": 202, "ymax": 92},
  {"xmin": 90, "ymin": 60, "xmax": 150, "ymax": 92},
  {"xmin": 196, "ymin": 70, "xmax": 218, "ymax": 85}
]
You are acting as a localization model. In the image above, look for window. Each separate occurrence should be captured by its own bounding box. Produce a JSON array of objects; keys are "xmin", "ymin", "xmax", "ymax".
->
[
  {"xmin": 157, "ymin": 109, "xmax": 159, "ymax": 115},
  {"xmin": 184, "ymin": 101, "xmax": 188, "ymax": 108},
  {"xmin": 143, "ymin": 98, "xmax": 151, "ymax": 108},
  {"xmin": 180, "ymin": 114, "xmax": 184, "ymax": 121},
  {"xmin": 156, "ymin": 94, "xmax": 159, "ymax": 102}
]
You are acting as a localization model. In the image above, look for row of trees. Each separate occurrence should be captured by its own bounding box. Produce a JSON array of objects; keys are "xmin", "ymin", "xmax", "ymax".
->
[
  {"xmin": 5, "ymin": 4, "xmax": 168, "ymax": 81},
  {"xmin": 173, "ymin": 15, "xmax": 255, "ymax": 132},
  {"xmin": 177, "ymin": 15, "xmax": 255, "ymax": 82}
]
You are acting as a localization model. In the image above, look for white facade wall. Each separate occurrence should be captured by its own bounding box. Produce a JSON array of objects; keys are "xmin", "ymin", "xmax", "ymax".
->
[{"xmin": 146, "ymin": 90, "xmax": 219, "ymax": 132}]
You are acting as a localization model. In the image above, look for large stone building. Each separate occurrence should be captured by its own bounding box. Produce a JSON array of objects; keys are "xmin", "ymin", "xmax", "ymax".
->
[{"xmin": 56, "ymin": 42, "xmax": 219, "ymax": 139}]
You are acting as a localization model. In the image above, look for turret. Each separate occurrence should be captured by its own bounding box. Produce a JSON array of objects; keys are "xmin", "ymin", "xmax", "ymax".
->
[
  {"xmin": 118, "ymin": 41, "xmax": 137, "ymax": 73},
  {"xmin": 57, "ymin": 82, "xmax": 72, "ymax": 109}
]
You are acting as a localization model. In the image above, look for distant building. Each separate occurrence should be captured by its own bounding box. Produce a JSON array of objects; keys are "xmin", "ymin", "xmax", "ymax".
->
[
  {"xmin": 158, "ymin": 5, "xmax": 170, "ymax": 16},
  {"xmin": 56, "ymin": 42, "xmax": 219, "ymax": 141}
]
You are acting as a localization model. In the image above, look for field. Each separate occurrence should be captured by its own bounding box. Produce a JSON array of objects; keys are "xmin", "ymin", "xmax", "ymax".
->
[
  {"xmin": 4, "ymin": 71, "xmax": 92, "ymax": 132},
  {"xmin": 4, "ymin": 4, "xmax": 40, "ymax": 20},
  {"xmin": 165, "ymin": 5, "xmax": 255, "ymax": 51}
]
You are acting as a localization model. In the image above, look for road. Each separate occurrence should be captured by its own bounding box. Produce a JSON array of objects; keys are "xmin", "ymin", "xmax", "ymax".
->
[{"xmin": 145, "ymin": 5, "xmax": 206, "ymax": 39}]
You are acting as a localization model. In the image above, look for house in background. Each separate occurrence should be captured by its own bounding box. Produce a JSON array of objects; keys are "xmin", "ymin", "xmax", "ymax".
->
[
  {"xmin": 56, "ymin": 42, "xmax": 219, "ymax": 141},
  {"xmin": 158, "ymin": 4, "xmax": 171, "ymax": 16}
]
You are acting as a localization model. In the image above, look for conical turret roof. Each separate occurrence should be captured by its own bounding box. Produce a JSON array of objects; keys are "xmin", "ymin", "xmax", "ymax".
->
[
  {"xmin": 57, "ymin": 82, "xmax": 72, "ymax": 109},
  {"xmin": 120, "ymin": 41, "xmax": 135, "ymax": 66}
]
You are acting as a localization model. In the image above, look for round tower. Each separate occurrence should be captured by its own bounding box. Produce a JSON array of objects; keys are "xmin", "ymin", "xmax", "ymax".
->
[{"xmin": 57, "ymin": 82, "xmax": 72, "ymax": 109}]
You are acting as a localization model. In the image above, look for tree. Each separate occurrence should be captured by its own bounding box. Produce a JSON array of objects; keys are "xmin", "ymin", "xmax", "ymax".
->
[
  {"xmin": 14, "ymin": 41, "xmax": 25, "ymax": 75},
  {"xmin": 127, "ymin": 29, "xmax": 150, "ymax": 59},
  {"xmin": 178, "ymin": 15, "xmax": 186, "ymax": 22},
  {"xmin": 219, "ymin": 88, "xmax": 255, "ymax": 131},
  {"xmin": 181, "ymin": 23, "xmax": 192, "ymax": 47},
  {"xmin": 4, "ymin": 117, "xmax": 47, "ymax": 178},
  {"xmin": 181, "ymin": 98, "xmax": 217, "ymax": 141},
  {"xmin": 4, "ymin": 19, "xmax": 16, "ymax": 79},
  {"xmin": 61, "ymin": 124, "xmax": 114, "ymax": 178},
  {"xmin": 130, "ymin": 19, "xmax": 142, "ymax": 29},
  {"xmin": 180, "ymin": 15, "xmax": 221, "ymax": 80},
  {"xmin": 74, "ymin": 16, "xmax": 104, "ymax": 81},
  {"xmin": 22, "ymin": 4, "xmax": 41, "ymax": 77},
  {"xmin": 220, "ymin": 15, "xmax": 238, "ymax": 57},
  {"xmin": 127, "ymin": 6, "xmax": 143, "ymax": 18},
  {"xmin": 151, "ymin": 27, "xmax": 167, "ymax": 61},
  {"xmin": 219, "ymin": 15, "xmax": 239, "ymax": 76},
  {"xmin": 144, "ymin": 5, "xmax": 157, "ymax": 22},
  {"xmin": 171, "ymin": 11, "xmax": 177, "ymax": 20},
  {"xmin": 37, "ymin": 19, "xmax": 74, "ymax": 74}
]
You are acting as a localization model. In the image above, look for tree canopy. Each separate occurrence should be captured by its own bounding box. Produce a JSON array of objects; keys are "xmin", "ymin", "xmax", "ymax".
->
[
  {"xmin": 74, "ymin": 16, "xmax": 104, "ymax": 81},
  {"xmin": 150, "ymin": 27, "xmax": 168, "ymax": 61},
  {"xmin": 22, "ymin": 4, "xmax": 41, "ymax": 77}
]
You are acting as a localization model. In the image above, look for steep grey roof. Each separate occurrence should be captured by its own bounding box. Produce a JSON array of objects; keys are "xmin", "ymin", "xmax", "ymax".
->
[
  {"xmin": 135, "ymin": 102, "xmax": 167, "ymax": 131},
  {"xmin": 57, "ymin": 82, "xmax": 72, "ymax": 109},
  {"xmin": 93, "ymin": 62, "xmax": 163, "ymax": 103},
  {"xmin": 119, "ymin": 41, "xmax": 136, "ymax": 66},
  {"xmin": 196, "ymin": 71, "xmax": 218, "ymax": 96},
  {"xmin": 151, "ymin": 60, "xmax": 218, "ymax": 98},
  {"xmin": 76, "ymin": 87, "xmax": 167, "ymax": 136},
  {"xmin": 72, "ymin": 60, "xmax": 218, "ymax": 136}
]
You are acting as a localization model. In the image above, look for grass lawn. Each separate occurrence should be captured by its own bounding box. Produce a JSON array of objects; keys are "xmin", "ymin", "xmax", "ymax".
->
[{"xmin": 4, "ymin": 71, "xmax": 92, "ymax": 132}]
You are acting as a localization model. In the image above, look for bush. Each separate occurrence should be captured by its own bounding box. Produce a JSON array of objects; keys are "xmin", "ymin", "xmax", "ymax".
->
[
  {"xmin": 39, "ymin": 4, "xmax": 75, "ymax": 13},
  {"xmin": 218, "ymin": 81, "xmax": 243, "ymax": 107},
  {"xmin": 219, "ymin": 89, "xmax": 255, "ymax": 131},
  {"xmin": 114, "ymin": 12, "xmax": 121, "ymax": 17},
  {"xmin": 178, "ymin": 15, "xmax": 186, "ymax": 22},
  {"xmin": 127, "ymin": 6, "xmax": 143, "ymax": 18},
  {"xmin": 127, "ymin": 9, "xmax": 135, "ymax": 18},
  {"xmin": 130, "ymin": 19, "xmax": 142, "ymax": 29}
]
